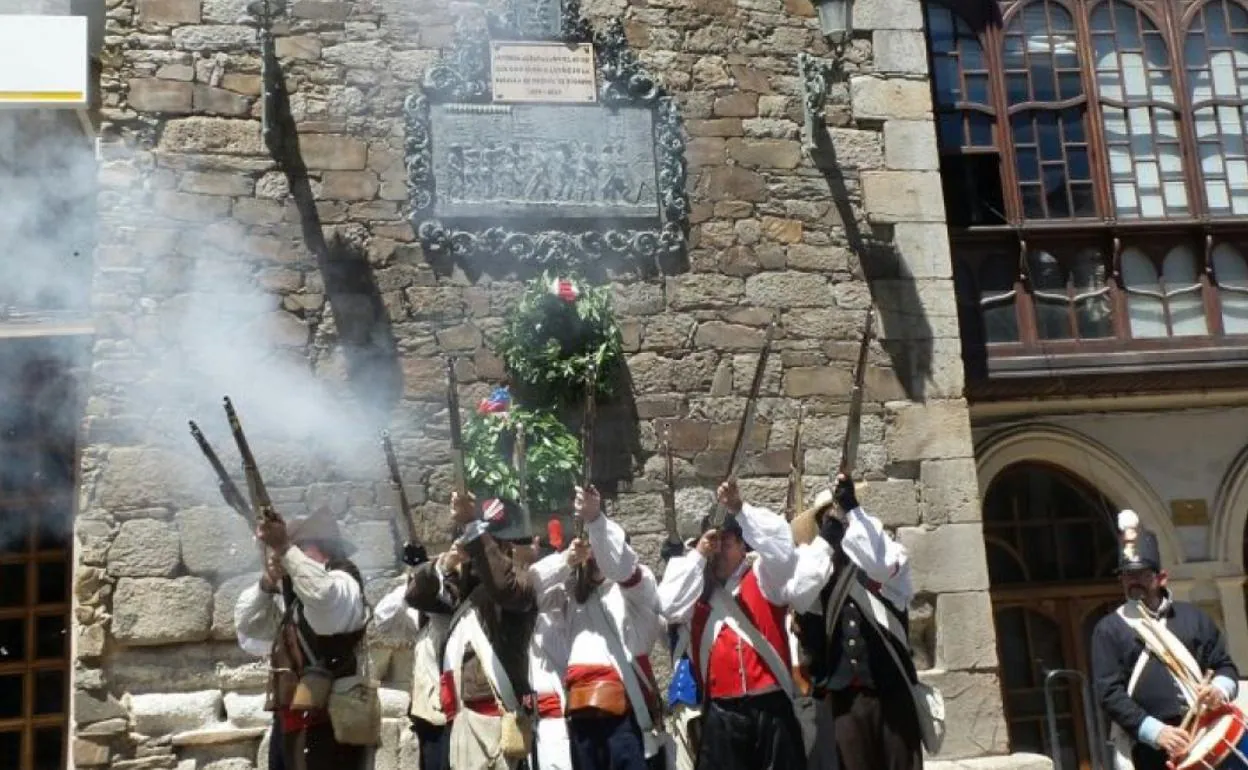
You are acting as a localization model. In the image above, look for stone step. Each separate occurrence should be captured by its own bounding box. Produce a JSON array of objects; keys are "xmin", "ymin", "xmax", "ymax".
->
[{"xmin": 927, "ymin": 753, "xmax": 1054, "ymax": 770}]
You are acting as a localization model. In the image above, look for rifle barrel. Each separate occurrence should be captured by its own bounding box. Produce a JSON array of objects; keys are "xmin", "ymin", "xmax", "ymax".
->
[
  {"xmin": 445, "ymin": 358, "xmax": 467, "ymax": 495},
  {"xmin": 223, "ymin": 397, "xmax": 276, "ymax": 522},
  {"xmin": 838, "ymin": 309, "xmax": 875, "ymax": 479},
  {"xmin": 380, "ymin": 431, "xmax": 419, "ymax": 543},
  {"xmin": 189, "ymin": 420, "xmax": 252, "ymax": 519}
]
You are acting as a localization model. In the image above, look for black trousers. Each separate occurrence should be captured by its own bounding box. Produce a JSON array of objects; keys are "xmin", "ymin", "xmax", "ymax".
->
[
  {"xmin": 270, "ymin": 713, "xmax": 285, "ymax": 770},
  {"xmin": 695, "ymin": 691, "xmax": 807, "ymax": 770},
  {"xmin": 827, "ymin": 688, "xmax": 922, "ymax": 770},
  {"xmin": 568, "ymin": 713, "xmax": 649, "ymax": 770},
  {"xmin": 281, "ymin": 720, "xmax": 366, "ymax": 770},
  {"xmin": 412, "ymin": 717, "xmax": 448, "ymax": 770},
  {"xmin": 1130, "ymin": 743, "xmax": 1170, "ymax": 770}
]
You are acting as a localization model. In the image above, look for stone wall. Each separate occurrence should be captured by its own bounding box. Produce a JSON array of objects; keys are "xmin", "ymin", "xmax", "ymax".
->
[{"xmin": 77, "ymin": 0, "xmax": 1005, "ymax": 768}]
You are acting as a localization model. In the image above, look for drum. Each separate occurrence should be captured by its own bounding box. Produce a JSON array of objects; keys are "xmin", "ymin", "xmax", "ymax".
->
[{"xmin": 1177, "ymin": 706, "xmax": 1248, "ymax": 770}]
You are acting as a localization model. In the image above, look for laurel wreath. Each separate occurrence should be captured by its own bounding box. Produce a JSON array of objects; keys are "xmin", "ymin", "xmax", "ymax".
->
[
  {"xmin": 492, "ymin": 272, "xmax": 623, "ymax": 407},
  {"xmin": 462, "ymin": 407, "xmax": 581, "ymax": 516}
]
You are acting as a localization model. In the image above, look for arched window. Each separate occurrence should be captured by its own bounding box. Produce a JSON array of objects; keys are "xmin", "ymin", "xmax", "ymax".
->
[
  {"xmin": 1121, "ymin": 245, "xmax": 1208, "ymax": 338},
  {"xmin": 1214, "ymin": 243, "xmax": 1248, "ymax": 334},
  {"xmin": 1185, "ymin": 0, "xmax": 1248, "ymax": 216},
  {"xmin": 1028, "ymin": 247, "xmax": 1113, "ymax": 340},
  {"xmin": 1091, "ymin": 0, "xmax": 1187, "ymax": 218}
]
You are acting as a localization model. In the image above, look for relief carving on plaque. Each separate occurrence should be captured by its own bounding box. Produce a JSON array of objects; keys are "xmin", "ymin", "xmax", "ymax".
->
[{"xmin": 403, "ymin": 0, "xmax": 689, "ymax": 269}]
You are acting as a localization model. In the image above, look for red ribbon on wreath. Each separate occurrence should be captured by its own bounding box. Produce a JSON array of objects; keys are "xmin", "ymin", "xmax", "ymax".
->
[{"xmin": 549, "ymin": 277, "xmax": 579, "ymax": 303}]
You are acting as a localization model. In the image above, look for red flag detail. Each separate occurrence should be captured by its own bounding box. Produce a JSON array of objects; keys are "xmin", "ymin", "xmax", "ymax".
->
[{"xmin": 548, "ymin": 519, "xmax": 565, "ymax": 551}]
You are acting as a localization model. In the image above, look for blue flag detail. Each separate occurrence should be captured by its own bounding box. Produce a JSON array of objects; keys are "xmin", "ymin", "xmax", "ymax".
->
[{"xmin": 667, "ymin": 655, "xmax": 700, "ymax": 709}]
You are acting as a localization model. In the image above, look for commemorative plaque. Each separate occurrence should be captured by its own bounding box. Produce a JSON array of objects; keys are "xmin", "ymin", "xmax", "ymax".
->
[{"xmin": 404, "ymin": 0, "xmax": 689, "ymax": 267}]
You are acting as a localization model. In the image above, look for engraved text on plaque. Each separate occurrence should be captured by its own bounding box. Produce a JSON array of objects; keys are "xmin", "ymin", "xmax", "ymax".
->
[{"xmin": 490, "ymin": 42, "xmax": 597, "ymax": 103}]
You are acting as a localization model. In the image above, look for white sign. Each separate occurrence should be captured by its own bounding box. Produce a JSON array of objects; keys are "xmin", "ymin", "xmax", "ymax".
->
[
  {"xmin": 0, "ymin": 15, "xmax": 89, "ymax": 108},
  {"xmin": 491, "ymin": 42, "xmax": 597, "ymax": 104}
]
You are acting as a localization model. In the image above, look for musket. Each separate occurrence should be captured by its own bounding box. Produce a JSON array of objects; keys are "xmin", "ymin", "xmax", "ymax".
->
[
  {"xmin": 573, "ymin": 362, "xmax": 598, "ymax": 603},
  {"xmin": 381, "ymin": 430, "xmax": 427, "ymax": 567},
  {"xmin": 837, "ymin": 309, "xmax": 875, "ymax": 480},
  {"xmin": 223, "ymin": 397, "xmax": 278, "ymax": 523},
  {"xmin": 514, "ymin": 422, "xmax": 531, "ymax": 539},
  {"xmin": 188, "ymin": 420, "xmax": 253, "ymax": 520},
  {"xmin": 707, "ymin": 320, "xmax": 777, "ymax": 529},
  {"xmin": 783, "ymin": 404, "xmax": 805, "ymax": 521},
  {"xmin": 445, "ymin": 357, "xmax": 467, "ymax": 497},
  {"xmin": 659, "ymin": 422, "xmax": 684, "ymax": 561}
]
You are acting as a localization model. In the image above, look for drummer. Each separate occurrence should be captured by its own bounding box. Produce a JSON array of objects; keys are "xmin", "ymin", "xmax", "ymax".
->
[{"xmin": 1091, "ymin": 511, "xmax": 1240, "ymax": 770}]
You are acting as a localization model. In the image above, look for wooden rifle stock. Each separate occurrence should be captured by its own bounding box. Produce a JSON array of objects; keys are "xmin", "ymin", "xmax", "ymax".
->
[
  {"xmin": 223, "ymin": 397, "xmax": 278, "ymax": 524},
  {"xmin": 707, "ymin": 320, "xmax": 777, "ymax": 529},
  {"xmin": 838, "ymin": 309, "xmax": 874, "ymax": 480},
  {"xmin": 189, "ymin": 420, "xmax": 253, "ymax": 521}
]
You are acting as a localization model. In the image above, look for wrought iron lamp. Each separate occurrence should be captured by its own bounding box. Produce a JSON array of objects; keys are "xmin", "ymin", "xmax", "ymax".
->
[{"xmin": 812, "ymin": 0, "xmax": 852, "ymax": 42}]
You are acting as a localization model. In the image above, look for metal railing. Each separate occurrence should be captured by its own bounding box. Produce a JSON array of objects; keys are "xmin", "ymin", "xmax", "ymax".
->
[{"xmin": 1042, "ymin": 667, "xmax": 1112, "ymax": 770}]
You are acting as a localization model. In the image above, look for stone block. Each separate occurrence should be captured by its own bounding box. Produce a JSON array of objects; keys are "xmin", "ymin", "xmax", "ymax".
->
[
  {"xmin": 898, "ymin": 524, "xmax": 990, "ymax": 593},
  {"xmin": 744, "ymin": 272, "xmax": 830, "ymax": 308},
  {"xmin": 172, "ymin": 25, "xmax": 257, "ymax": 51},
  {"xmin": 75, "ymin": 691, "xmax": 128, "ymax": 725},
  {"xmin": 323, "ymin": 41, "xmax": 390, "ymax": 70},
  {"xmin": 919, "ymin": 670, "xmax": 1009, "ymax": 758},
  {"xmin": 211, "ymin": 573, "xmax": 259, "ymax": 641},
  {"xmin": 276, "ymin": 35, "xmax": 322, "ymax": 60},
  {"xmin": 674, "ymin": 487, "xmax": 714, "ymax": 540},
  {"xmin": 854, "ymin": 0, "xmax": 924, "ymax": 30},
  {"xmin": 859, "ymin": 480, "xmax": 921, "ymax": 528},
  {"xmin": 96, "ymin": 447, "xmax": 179, "ymax": 510},
  {"xmin": 714, "ymin": 92, "xmax": 758, "ymax": 117},
  {"xmin": 786, "ymin": 244, "xmax": 852, "ymax": 273},
  {"xmin": 159, "ymin": 118, "xmax": 264, "ymax": 156},
  {"xmin": 192, "ymin": 84, "xmax": 251, "ymax": 116},
  {"xmin": 936, "ymin": 591, "xmax": 998, "ymax": 670},
  {"xmin": 153, "ymin": 191, "xmax": 232, "ymax": 222},
  {"xmin": 667, "ymin": 274, "xmax": 743, "ymax": 310},
  {"xmin": 921, "ymin": 458, "xmax": 982, "ymax": 524},
  {"xmin": 350, "ymin": 520, "xmax": 397, "ymax": 571},
  {"xmin": 201, "ymin": 0, "xmax": 248, "ymax": 23},
  {"xmin": 108, "ymin": 519, "xmax": 181, "ymax": 577},
  {"xmin": 177, "ymin": 507, "xmax": 261, "ymax": 577},
  {"xmin": 128, "ymin": 79, "xmax": 193, "ymax": 113},
  {"xmin": 223, "ymin": 692, "xmax": 268, "ymax": 728},
  {"xmin": 694, "ymin": 322, "xmax": 766, "ymax": 351},
  {"xmin": 826, "ymin": 128, "xmax": 884, "ymax": 170},
  {"xmin": 611, "ymin": 492, "xmax": 665, "ymax": 534},
  {"xmin": 886, "ymin": 400, "xmax": 973, "ymax": 462},
  {"xmin": 851, "ymin": 76, "xmax": 934, "ymax": 120},
  {"xmin": 862, "ymin": 171, "xmax": 947, "ymax": 223},
  {"xmin": 761, "ymin": 217, "xmax": 802, "ymax": 244},
  {"xmin": 696, "ymin": 166, "xmax": 766, "ymax": 202},
  {"xmin": 874, "ymin": 30, "xmax": 931, "ymax": 74},
  {"xmin": 320, "ymin": 170, "xmax": 380, "ymax": 200},
  {"xmin": 179, "ymin": 171, "xmax": 254, "ymax": 197},
  {"xmin": 138, "ymin": 0, "xmax": 202, "ymax": 24},
  {"xmin": 872, "ymin": 278, "xmax": 961, "ymax": 340},
  {"xmin": 131, "ymin": 690, "xmax": 223, "ymax": 736},
  {"xmin": 892, "ymin": 223, "xmax": 953, "ymax": 279},
  {"xmin": 784, "ymin": 366, "xmax": 854, "ymax": 397},
  {"xmin": 299, "ymin": 135, "xmax": 369, "ymax": 170},
  {"xmin": 926, "ymin": 755, "xmax": 1053, "ymax": 770},
  {"xmin": 73, "ymin": 737, "xmax": 109, "ymax": 766},
  {"xmin": 885, "ymin": 120, "xmax": 940, "ymax": 171},
  {"xmin": 728, "ymin": 137, "xmax": 803, "ymax": 170},
  {"xmin": 112, "ymin": 576, "xmax": 214, "ymax": 645}
]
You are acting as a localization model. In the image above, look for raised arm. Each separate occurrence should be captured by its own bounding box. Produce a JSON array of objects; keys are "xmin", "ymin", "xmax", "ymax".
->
[
  {"xmin": 736, "ymin": 500, "xmax": 800, "ymax": 605},
  {"xmin": 234, "ymin": 583, "xmax": 282, "ymax": 656},
  {"xmin": 585, "ymin": 511, "xmax": 638, "ymax": 584},
  {"xmin": 840, "ymin": 506, "xmax": 913, "ymax": 610},
  {"xmin": 622, "ymin": 565, "xmax": 664, "ymax": 655},
  {"xmin": 374, "ymin": 582, "xmax": 418, "ymax": 639},
  {"xmin": 657, "ymin": 549, "xmax": 707, "ymax": 625},
  {"xmin": 782, "ymin": 536, "xmax": 835, "ymax": 613},
  {"xmin": 530, "ymin": 549, "xmax": 572, "ymax": 613}
]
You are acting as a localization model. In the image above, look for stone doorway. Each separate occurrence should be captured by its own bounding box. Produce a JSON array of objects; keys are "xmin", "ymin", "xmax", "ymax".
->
[{"xmin": 983, "ymin": 462, "xmax": 1123, "ymax": 770}]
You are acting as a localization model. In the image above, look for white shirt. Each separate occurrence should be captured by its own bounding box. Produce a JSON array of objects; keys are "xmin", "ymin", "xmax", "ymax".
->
[
  {"xmin": 234, "ymin": 546, "xmax": 368, "ymax": 654},
  {"xmin": 374, "ymin": 582, "xmax": 450, "ymax": 725},
  {"xmin": 838, "ymin": 505, "xmax": 913, "ymax": 611}
]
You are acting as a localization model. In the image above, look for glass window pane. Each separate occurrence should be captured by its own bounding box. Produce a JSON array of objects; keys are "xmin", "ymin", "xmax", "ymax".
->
[
  {"xmin": 36, "ymin": 562, "xmax": 65, "ymax": 605},
  {"xmin": 1123, "ymin": 249, "xmax": 1167, "ymax": 338},
  {"xmin": 34, "ymin": 726, "xmax": 63, "ymax": 770},
  {"xmin": 0, "ymin": 564, "xmax": 25, "ymax": 607},
  {"xmin": 34, "ymin": 614, "xmax": 65, "ymax": 661},
  {"xmin": 0, "ymin": 674, "xmax": 22, "ymax": 719},
  {"xmin": 33, "ymin": 670, "xmax": 63, "ymax": 715},
  {"xmin": 1215, "ymin": 244, "xmax": 1248, "ymax": 334},
  {"xmin": 0, "ymin": 619, "xmax": 24, "ymax": 664},
  {"xmin": 0, "ymin": 732, "xmax": 19, "ymax": 770}
]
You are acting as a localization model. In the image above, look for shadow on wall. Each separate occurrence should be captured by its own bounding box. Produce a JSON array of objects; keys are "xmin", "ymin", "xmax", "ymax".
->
[
  {"xmin": 264, "ymin": 44, "xmax": 403, "ymax": 418},
  {"xmin": 811, "ymin": 132, "xmax": 934, "ymax": 403}
]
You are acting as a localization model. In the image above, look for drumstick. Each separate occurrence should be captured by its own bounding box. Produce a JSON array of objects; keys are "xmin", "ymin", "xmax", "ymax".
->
[{"xmin": 1180, "ymin": 670, "xmax": 1215, "ymax": 734}]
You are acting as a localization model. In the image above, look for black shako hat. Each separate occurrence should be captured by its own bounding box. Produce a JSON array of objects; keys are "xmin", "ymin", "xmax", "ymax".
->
[{"xmin": 1117, "ymin": 509, "xmax": 1162, "ymax": 573}]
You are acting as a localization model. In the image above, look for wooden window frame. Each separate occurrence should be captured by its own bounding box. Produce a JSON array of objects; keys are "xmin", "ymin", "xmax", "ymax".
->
[{"xmin": 928, "ymin": 0, "xmax": 1248, "ymax": 378}]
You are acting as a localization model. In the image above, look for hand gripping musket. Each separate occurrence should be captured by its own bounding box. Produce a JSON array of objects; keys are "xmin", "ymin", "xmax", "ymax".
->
[
  {"xmin": 573, "ymin": 363, "xmax": 598, "ymax": 604},
  {"xmin": 706, "ymin": 320, "xmax": 777, "ymax": 530},
  {"xmin": 381, "ymin": 430, "xmax": 428, "ymax": 567},
  {"xmin": 783, "ymin": 404, "xmax": 805, "ymax": 522},
  {"xmin": 223, "ymin": 397, "xmax": 279, "ymax": 525}
]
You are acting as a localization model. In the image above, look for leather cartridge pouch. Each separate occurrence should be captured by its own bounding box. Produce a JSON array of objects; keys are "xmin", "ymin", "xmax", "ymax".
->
[
  {"xmin": 499, "ymin": 710, "xmax": 533, "ymax": 762},
  {"xmin": 327, "ymin": 675, "xmax": 382, "ymax": 747},
  {"xmin": 567, "ymin": 680, "xmax": 630, "ymax": 718},
  {"xmin": 290, "ymin": 665, "xmax": 333, "ymax": 710}
]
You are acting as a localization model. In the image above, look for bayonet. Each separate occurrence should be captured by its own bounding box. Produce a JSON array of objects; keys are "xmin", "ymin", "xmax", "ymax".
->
[
  {"xmin": 445, "ymin": 357, "xmax": 467, "ymax": 496},
  {"xmin": 660, "ymin": 422, "xmax": 683, "ymax": 560},
  {"xmin": 837, "ymin": 309, "xmax": 874, "ymax": 480},
  {"xmin": 784, "ymin": 404, "xmax": 805, "ymax": 521}
]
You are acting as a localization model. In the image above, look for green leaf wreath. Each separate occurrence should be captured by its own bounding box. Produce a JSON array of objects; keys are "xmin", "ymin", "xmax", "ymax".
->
[
  {"xmin": 462, "ymin": 406, "xmax": 581, "ymax": 515},
  {"xmin": 493, "ymin": 272, "xmax": 623, "ymax": 407}
]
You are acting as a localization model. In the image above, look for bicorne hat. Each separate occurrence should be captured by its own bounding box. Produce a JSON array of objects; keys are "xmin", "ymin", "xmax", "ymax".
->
[
  {"xmin": 1117, "ymin": 509, "xmax": 1161, "ymax": 573},
  {"xmin": 478, "ymin": 496, "xmax": 535, "ymax": 543}
]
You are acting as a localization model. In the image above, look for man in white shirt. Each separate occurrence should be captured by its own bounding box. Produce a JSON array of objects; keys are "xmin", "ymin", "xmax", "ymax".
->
[
  {"xmin": 659, "ymin": 479, "xmax": 832, "ymax": 770},
  {"xmin": 535, "ymin": 486, "xmax": 666, "ymax": 770},
  {"xmin": 234, "ymin": 507, "xmax": 371, "ymax": 770}
]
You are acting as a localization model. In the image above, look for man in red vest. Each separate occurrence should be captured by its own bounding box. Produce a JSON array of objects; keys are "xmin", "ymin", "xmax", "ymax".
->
[{"xmin": 658, "ymin": 478, "xmax": 831, "ymax": 770}]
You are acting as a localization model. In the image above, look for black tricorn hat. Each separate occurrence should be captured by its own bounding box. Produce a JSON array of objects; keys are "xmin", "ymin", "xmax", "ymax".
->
[
  {"xmin": 478, "ymin": 497, "xmax": 535, "ymax": 543},
  {"xmin": 1117, "ymin": 509, "xmax": 1161, "ymax": 573}
]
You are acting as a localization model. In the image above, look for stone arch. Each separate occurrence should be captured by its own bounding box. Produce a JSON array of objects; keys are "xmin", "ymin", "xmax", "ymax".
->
[
  {"xmin": 1210, "ymin": 442, "xmax": 1248, "ymax": 570},
  {"xmin": 975, "ymin": 423, "xmax": 1183, "ymax": 567}
]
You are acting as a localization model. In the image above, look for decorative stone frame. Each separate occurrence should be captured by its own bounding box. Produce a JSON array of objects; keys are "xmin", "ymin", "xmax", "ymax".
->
[
  {"xmin": 974, "ymin": 422, "xmax": 1182, "ymax": 568},
  {"xmin": 402, "ymin": 0, "xmax": 690, "ymax": 269}
]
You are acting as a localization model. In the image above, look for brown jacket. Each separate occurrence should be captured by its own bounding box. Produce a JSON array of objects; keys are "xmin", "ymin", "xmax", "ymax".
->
[{"xmin": 406, "ymin": 533, "xmax": 537, "ymax": 703}]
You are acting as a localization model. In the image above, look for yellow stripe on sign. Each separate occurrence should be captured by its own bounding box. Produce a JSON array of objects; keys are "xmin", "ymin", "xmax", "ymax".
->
[{"xmin": 0, "ymin": 91, "xmax": 86, "ymax": 102}]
